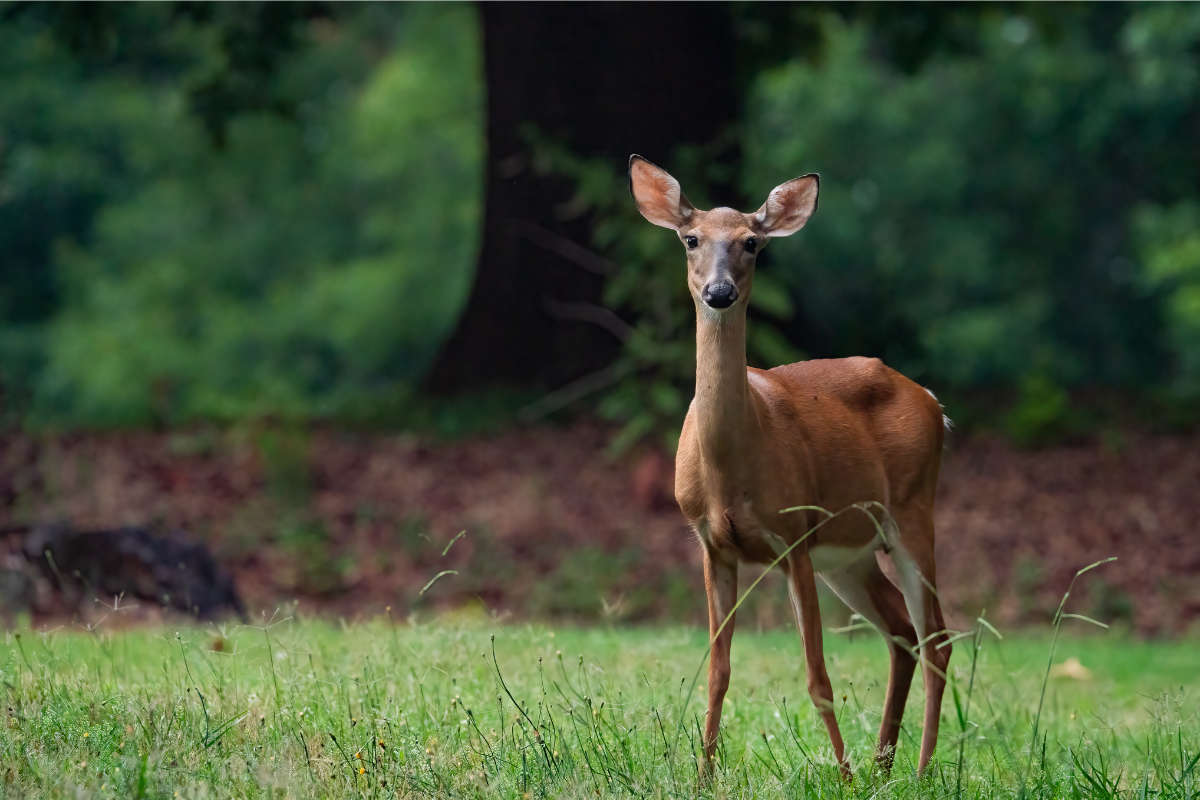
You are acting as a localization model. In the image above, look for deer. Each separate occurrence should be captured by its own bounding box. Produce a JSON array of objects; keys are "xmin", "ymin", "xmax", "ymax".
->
[{"xmin": 628, "ymin": 155, "xmax": 951, "ymax": 780}]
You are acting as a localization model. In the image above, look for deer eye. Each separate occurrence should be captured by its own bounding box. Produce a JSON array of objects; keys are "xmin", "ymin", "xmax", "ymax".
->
[
  {"xmin": 745, "ymin": 238, "xmax": 758, "ymax": 254},
  {"xmin": 685, "ymin": 236, "xmax": 699, "ymax": 249}
]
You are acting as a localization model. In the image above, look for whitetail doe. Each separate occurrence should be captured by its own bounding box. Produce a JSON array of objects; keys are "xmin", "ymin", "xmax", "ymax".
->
[{"xmin": 628, "ymin": 155, "xmax": 951, "ymax": 779}]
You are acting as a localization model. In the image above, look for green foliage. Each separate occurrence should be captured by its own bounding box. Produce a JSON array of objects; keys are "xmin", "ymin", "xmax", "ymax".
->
[
  {"xmin": 0, "ymin": 7, "xmax": 179, "ymax": 405},
  {"xmin": 745, "ymin": 7, "xmax": 1200, "ymax": 425},
  {"xmin": 1134, "ymin": 202, "xmax": 1200, "ymax": 400},
  {"xmin": 1003, "ymin": 372, "xmax": 1073, "ymax": 448},
  {"xmin": 3, "ymin": 5, "xmax": 483, "ymax": 427},
  {"xmin": 6, "ymin": 5, "xmax": 1200, "ymax": 442},
  {"xmin": 530, "ymin": 5, "xmax": 1200, "ymax": 449},
  {"xmin": 532, "ymin": 142, "xmax": 801, "ymax": 453}
]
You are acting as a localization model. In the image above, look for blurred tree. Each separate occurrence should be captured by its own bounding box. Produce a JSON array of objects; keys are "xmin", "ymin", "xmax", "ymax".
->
[
  {"xmin": 3, "ymin": 4, "xmax": 484, "ymax": 427},
  {"xmin": 425, "ymin": 2, "xmax": 1038, "ymax": 396},
  {"xmin": 744, "ymin": 4, "xmax": 1200, "ymax": 436},
  {"xmin": 0, "ymin": 3, "xmax": 175, "ymax": 411},
  {"xmin": 0, "ymin": 1, "xmax": 341, "ymax": 415},
  {"xmin": 425, "ymin": 4, "xmax": 740, "ymax": 394},
  {"xmin": 1136, "ymin": 203, "xmax": 1200, "ymax": 401},
  {"xmin": 4, "ymin": 2, "xmax": 336, "ymax": 143},
  {"xmin": 515, "ymin": 2, "xmax": 1200, "ymax": 450},
  {"xmin": 3, "ymin": 1, "xmax": 1200, "ymax": 441}
]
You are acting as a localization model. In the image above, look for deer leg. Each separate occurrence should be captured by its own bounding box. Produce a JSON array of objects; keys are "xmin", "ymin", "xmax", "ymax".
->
[
  {"xmin": 889, "ymin": 512, "xmax": 951, "ymax": 777},
  {"xmin": 867, "ymin": 566, "xmax": 920, "ymax": 772},
  {"xmin": 787, "ymin": 551, "xmax": 851, "ymax": 779},
  {"xmin": 821, "ymin": 557, "xmax": 918, "ymax": 773},
  {"xmin": 701, "ymin": 546, "xmax": 738, "ymax": 776}
]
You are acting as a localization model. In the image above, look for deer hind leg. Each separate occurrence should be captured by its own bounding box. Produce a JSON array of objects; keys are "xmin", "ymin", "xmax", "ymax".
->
[
  {"xmin": 820, "ymin": 556, "xmax": 918, "ymax": 773},
  {"xmin": 701, "ymin": 546, "xmax": 738, "ymax": 777},
  {"xmin": 888, "ymin": 510, "xmax": 951, "ymax": 776},
  {"xmin": 786, "ymin": 551, "xmax": 851, "ymax": 779}
]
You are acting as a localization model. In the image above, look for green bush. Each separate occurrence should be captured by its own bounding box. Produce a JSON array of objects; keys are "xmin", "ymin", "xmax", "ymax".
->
[
  {"xmin": 1135, "ymin": 202, "xmax": 1200, "ymax": 400},
  {"xmin": 23, "ymin": 5, "xmax": 483, "ymax": 427},
  {"xmin": 7, "ymin": 5, "xmax": 1200, "ymax": 443},
  {"xmin": 0, "ymin": 9, "xmax": 177, "ymax": 411},
  {"xmin": 744, "ymin": 7, "xmax": 1200, "ymax": 422}
]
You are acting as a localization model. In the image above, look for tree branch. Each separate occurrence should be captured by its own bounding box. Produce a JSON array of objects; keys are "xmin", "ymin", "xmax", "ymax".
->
[
  {"xmin": 543, "ymin": 299, "xmax": 633, "ymax": 342},
  {"xmin": 508, "ymin": 219, "xmax": 618, "ymax": 276}
]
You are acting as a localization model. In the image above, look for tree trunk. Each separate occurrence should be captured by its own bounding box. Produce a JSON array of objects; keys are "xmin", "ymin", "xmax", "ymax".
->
[{"xmin": 426, "ymin": 2, "xmax": 738, "ymax": 394}]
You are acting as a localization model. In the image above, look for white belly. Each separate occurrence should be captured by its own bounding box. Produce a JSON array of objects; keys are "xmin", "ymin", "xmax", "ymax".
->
[
  {"xmin": 810, "ymin": 533, "xmax": 883, "ymax": 573},
  {"xmin": 760, "ymin": 526, "xmax": 884, "ymax": 573}
]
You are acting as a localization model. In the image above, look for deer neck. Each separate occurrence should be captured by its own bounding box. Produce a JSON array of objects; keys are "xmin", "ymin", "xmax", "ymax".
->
[{"xmin": 693, "ymin": 304, "xmax": 756, "ymax": 465}]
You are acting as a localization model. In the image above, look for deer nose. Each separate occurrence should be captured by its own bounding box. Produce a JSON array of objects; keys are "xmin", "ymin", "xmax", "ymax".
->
[{"xmin": 702, "ymin": 282, "xmax": 738, "ymax": 309}]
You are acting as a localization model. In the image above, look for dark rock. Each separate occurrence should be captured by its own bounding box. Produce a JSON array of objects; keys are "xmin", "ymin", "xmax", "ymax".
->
[{"xmin": 21, "ymin": 525, "xmax": 245, "ymax": 620}]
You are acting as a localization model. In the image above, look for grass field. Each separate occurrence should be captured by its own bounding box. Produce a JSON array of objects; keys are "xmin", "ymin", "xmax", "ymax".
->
[{"xmin": 1, "ymin": 605, "xmax": 1197, "ymax": 800}]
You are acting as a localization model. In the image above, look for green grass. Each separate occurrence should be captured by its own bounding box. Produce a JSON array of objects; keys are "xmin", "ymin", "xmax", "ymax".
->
[{"xmin": 1, "ymin": 608, "xmax": 1198, "ymax": 799}]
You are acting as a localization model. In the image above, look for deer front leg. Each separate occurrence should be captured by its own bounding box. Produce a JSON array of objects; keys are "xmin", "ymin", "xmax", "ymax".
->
[
  {"xmin": 701, "ymin": 546, "xmax": 737, "ymax": 778},
  {"xmin": 787, "ymin": 552, "xmax": 851, "ymax": 780}
]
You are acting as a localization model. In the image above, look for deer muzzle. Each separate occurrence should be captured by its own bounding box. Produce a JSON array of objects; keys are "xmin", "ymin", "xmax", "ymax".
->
[{"xmin": 702, "ymin": 281, "xmax": 738, "ymax": 309}]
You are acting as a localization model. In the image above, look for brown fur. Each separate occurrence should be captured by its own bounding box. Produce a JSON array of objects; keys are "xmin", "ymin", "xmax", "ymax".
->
[{"xmin": 629, "ymin": 155, "xmax": 952, "ymax": 780}]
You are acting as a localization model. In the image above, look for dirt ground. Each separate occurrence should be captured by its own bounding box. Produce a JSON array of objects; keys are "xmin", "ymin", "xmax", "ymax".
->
[{"xmin": 2, "ymin": 422, "xmax": 1197, "ymax": 634}]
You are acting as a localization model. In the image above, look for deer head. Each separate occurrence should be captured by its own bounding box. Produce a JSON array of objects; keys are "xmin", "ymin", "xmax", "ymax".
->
[{"xmin": 628, "ymin": 155, "xmax": 819, "ymax": 312}]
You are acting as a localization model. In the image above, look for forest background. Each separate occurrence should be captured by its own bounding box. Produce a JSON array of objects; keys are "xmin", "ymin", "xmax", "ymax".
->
[{"xmin": 2, "ymin": 3, "xmax": 1200, "ymax": 632}]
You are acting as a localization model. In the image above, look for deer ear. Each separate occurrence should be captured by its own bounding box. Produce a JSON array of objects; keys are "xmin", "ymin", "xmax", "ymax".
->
[
  {"xmin": 628, "ymin": 155, "xmax": 694, "ymax": 230},
  {"xmin": 756, "ymin": 174, "xmax": 819, "ymax": 237}
]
